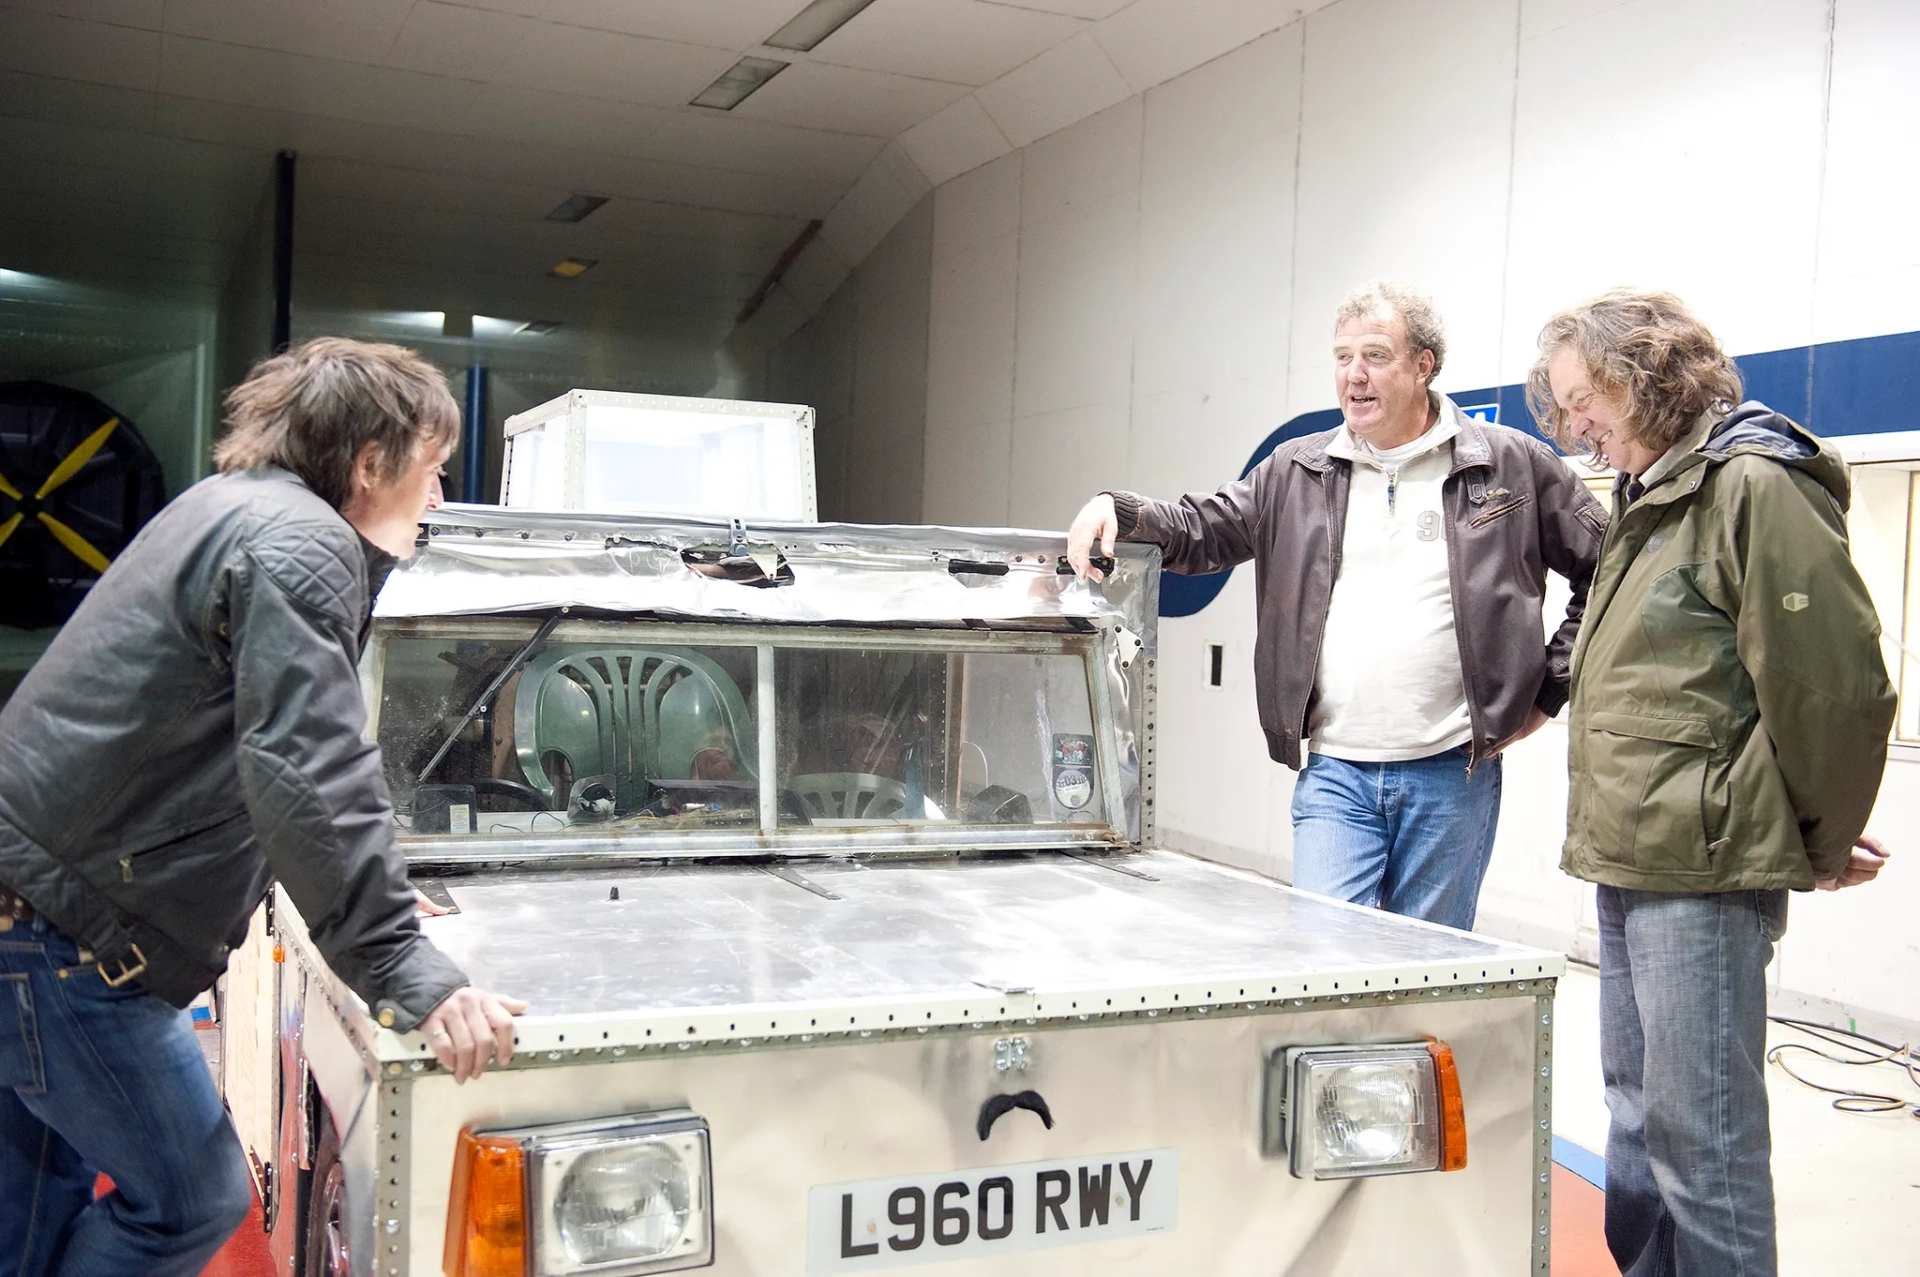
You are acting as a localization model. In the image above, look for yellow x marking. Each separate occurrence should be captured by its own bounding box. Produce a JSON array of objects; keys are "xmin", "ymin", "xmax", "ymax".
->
[{"xmin": 0, "ymin": 417, "xmax": 120, "ymax": 572}]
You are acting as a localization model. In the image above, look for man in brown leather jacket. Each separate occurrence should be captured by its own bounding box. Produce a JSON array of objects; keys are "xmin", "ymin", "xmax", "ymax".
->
[{"xmin": 1068, "ymin": 282, "xmax": 1606, "ymax": 930}]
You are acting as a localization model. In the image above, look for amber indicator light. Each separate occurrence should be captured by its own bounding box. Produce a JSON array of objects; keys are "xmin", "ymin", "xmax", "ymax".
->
[
  {"xmin": 444, "ymin": 1129, "xmax": 527, "ymax": 1277},
  {"xmin": 1428, "ymin": 1038, "xmax": 1469, "ymax": 1171}
]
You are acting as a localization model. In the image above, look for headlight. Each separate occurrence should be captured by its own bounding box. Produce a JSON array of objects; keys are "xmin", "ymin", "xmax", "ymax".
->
[
  {"xmin": 1262, "ymin": 1041, "xmax": 1467, "ymax": 1179},
  {"xmin": 446, "ymin": 1110, "xmax": 714, "ymax": 1277}
]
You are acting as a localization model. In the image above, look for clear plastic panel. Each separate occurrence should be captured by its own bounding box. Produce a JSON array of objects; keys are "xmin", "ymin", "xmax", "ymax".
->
[
  {"xmin": 376, "ymin": 623, "xmax": 762, "ymax": 837},
  {"xmin": 774, "ymin": 648, "xmax": 1103, "ymax": 829},
  {"xmin": 374, "ymin": 623, "xmax": 1107, "ymax": 839}
]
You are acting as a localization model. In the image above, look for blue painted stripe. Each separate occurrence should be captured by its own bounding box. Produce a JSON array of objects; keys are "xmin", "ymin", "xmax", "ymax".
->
[
  {"xmin": 1552, "ymin": 1134, "xmax": 1606, "ymax": 1190},
  {"xmin": 1159, "ymin": 327, "xmax": 1920, "ymax": 616}
]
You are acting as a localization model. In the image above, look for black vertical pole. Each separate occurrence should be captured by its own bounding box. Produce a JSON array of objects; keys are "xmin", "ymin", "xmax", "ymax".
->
[
  {"xmin": 462, "ymin": 365, "xmax": 487, "ymax": 504},
  {"xmin": 271, "ymin": 149, "xmax": 295, "ymax": 354}
]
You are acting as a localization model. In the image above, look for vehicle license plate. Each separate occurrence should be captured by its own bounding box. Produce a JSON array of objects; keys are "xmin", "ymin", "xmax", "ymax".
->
[{"xmin": 807, "ymin": 1148, "xmax": 1177, "ymax": 1273}]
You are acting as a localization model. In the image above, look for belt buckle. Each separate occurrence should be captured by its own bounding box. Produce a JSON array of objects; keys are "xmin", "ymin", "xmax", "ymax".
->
[{"xmin": 97, "ymin": 944, "xmax": 148, "ymax": 988}]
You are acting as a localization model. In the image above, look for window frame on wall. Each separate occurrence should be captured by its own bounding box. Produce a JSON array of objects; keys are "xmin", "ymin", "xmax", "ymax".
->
[{"xmin": 1841, "ymin": 434, "xmax": 1920, "ymax": 753}]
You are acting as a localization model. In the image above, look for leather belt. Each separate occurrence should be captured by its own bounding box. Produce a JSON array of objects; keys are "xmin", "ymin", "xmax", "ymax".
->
[
  {"xmin": 0, "ymin": 883, "xmax": 34, "ymax": 932},
  {"xmin": 0, "ymin": 884, "xmax": 146, "ymax": 986}
]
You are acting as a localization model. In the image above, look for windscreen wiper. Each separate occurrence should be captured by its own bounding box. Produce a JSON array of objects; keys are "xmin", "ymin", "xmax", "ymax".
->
[{"xmin": 414, "ymin": 612, "xmax": 563, "ymax": 786}]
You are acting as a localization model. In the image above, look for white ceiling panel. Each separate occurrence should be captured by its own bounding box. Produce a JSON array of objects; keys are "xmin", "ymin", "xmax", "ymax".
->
[
  {"xmin": 0, "ymin": 113, "xmax": 165, "ymax": 178},
  {"xmin": 1094, "ymin": 0, "xmax": 1335, "ymax": 94},
  {"xmin": 975, "ymin": 29, "xmax": 1130, "ymax": 148},
  {"xmin": 297, "ymin": 155, "xmax": 566, "ymax": 220},
  {"xmin": 1, "ymin": 0, "xmax": 164, "ymax": 30},
  {"xmin": 0, "ymin": 0, "xmax": 1320, "ymax": 342},
  {"xmin": 460, "ymin": 84, "xmax": 673, "ymax": 156},
  {"xmin": 591, "ymin": 152, "xmax": 848, "ymax": 220},
  {"xmin": 0, "ymin": 211, "xmax": 227, "ymax": 264},
  {"xmin": 0, "ymin": 69, "xmax": 158, "ymax": 133},
  {"xmin": 161, "ymin": 0, "xmax": 413, "ymax": 66},
  {"xmin": 636, "ymin": 111, "xmax": 884, "ymax": 183},
  {"xmin": 897, "ymin": 93, "xmax": 1012, "ymax": 188},
  {"xmin": 731, "ymin": 61, "xmax": 971, "ymax": 137},
  {"xmin": 383, "ymin": 1, "xmax": 536, "ymax": 81},
  {"xmin": 430, "ymin": 0, "xmax": 805, "ymax": 50},
  {"xmin": 587, "ymin": 197, "xmax": 803, "ymax": 254},
  {"xmin": 419, "ymin": 129, "xmax": 613, "ymax": 191},
  {"xmin": 0, "ymin": 8, "xmax": 161, "ymax": 91},
  {"xmin": 982, "ymin": 0, "xmax": 1133, "ymax": 18},
  {"xmin": 159, "ymin": 37, "xmax": 485, "ymax": 134},
  {"xmin": 820, "ymin": 141, "xmax": 929, "ymax": 265},
  {"xmin": 499, "ymin": 22, "xmax": 737, "ymax": 108},
  {"xmin": 812, "ymin": 0, "xmax": 1087, "ymax": 87},
  {"xmin": 777, "ymin": 236, "xmax": 852, "ymax": 314}
]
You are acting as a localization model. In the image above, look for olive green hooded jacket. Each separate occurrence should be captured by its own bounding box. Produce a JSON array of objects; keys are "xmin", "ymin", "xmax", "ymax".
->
[{"xmin": 1563, "ymin": 403, "xmax": 1895, "ymax": 892}]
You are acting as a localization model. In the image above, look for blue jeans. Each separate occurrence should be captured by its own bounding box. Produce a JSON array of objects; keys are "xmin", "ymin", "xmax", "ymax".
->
[
  {"xmin": 1598, "ymin": 886, "xmax": 1786, "ymax": 1277},
  {"xmin": 0, "ymin": 915, "xmax": 252, "ymax": 1276},
  {"xmin": 1289, "ymin": 745, "xmax": 1502, "ymax": 930}
]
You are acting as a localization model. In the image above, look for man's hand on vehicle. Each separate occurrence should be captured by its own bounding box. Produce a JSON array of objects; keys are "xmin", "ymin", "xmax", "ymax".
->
[
  {"xmin": 413, "ymin": 889, "xmax": 451, "ymax": 916},
  {"xmin": 1067, "ymin": 494, "xmax": 1118, "ymax": 582},
  {"xmin": 1815, "ymin": 834, "xmax": 1889, "ymax": 891},
  {"xmin": 419, "ymin": 987, "xmax": 530, "ymax": 1083}
]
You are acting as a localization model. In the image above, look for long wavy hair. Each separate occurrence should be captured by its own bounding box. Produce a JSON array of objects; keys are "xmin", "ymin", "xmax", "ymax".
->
[
  {"xmin": 213, "ymin": 337, "xmax": 459, "ymax": 510},
  {"xmin": 1526, "ymin": 290, "xmax": 1742, "ymax": 457}
]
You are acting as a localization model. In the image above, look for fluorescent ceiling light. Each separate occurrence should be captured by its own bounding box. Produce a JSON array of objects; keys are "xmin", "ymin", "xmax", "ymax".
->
[
  {"xmin": 549, "ymin": 258, "xmax": 597, "ymax": 279},
  {"xmin": 690, "ymin": 56, "xmax": 788, "ymax": 110},
  {"xmin": 0, "ymin": 267, "xmax": 64, "ymax": 293},
  {"xmin": 764, "ymin": 0, "xmax": 878, "ymax": 51},
  {"xmin": 515, "ymin": 320, "xmax": 561, "ymax": 335},
  {"xmin": 376, "ymin": 310, "xmax": 446, "ymax": 329},
  {"xmin": 545, "ymin": 194, "xmax": 608, "ymax": 223},
  {"xmin": 472, "ymin": 315, "xmax": 521, "ymax": 338}
]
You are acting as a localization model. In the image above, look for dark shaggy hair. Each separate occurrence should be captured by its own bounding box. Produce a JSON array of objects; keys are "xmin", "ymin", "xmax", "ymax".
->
[
  {"xmin": 213, "ymin": 337, "xmax": 459, "ymax": 510},
  {"xmin": 1526, "ymin": 290, "xmax": 1743, "ymax": 457}
]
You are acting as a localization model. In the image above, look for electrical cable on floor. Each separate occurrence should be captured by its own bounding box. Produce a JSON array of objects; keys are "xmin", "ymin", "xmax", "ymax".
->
[{"xmin": 1765, "ymin": 1016, "xmax": 1920, "ymax": 1119}]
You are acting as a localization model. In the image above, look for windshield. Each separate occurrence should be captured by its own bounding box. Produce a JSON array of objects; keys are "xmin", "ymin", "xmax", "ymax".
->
[{"xmin": 371, "ymin": 619, "xmax": 1110, "ymax": 841}]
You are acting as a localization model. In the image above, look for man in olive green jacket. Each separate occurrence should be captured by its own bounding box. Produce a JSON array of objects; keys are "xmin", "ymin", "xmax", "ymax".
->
[
  {"xmin": 1533, "ymin": 290, "xmax": 1893, "ymax": 1277},
  {"xmin": 1562, "ymin": 406, "xmax": 1892, "ymax": 896}
]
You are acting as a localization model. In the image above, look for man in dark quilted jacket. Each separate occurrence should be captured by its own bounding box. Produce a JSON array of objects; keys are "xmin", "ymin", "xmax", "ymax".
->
[{"xmin": 0, "ymin": 338, "xmax": 525, "ymax": 1276}]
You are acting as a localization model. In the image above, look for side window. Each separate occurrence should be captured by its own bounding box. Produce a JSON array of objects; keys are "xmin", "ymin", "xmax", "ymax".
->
[{"xmin": 1847, "ymin": 464, "xmax": 1919, "ymax": 744}]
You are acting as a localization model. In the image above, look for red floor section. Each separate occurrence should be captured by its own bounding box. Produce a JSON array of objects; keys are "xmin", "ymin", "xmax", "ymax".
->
[
  {"xmin": 1552, "ymin": 1163, "xmax": 1622, "ymax": 1276},
  {"xmin": 200, "ymin": 1190, "xmax": 274, "ymax": 1277}
]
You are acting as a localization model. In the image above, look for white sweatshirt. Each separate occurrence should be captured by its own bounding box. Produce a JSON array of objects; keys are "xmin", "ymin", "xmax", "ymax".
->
[{"xmin": 1308, "ymin": 404, "xmax": 1473, "ymax": 762}]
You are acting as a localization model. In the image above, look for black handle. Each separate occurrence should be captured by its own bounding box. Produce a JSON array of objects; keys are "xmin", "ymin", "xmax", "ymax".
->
[
  {"xmin": 977, "ymin": 1090, "xmax": 1054, "ymax": 1141},
  {"xmin": 947, "ymin": 559, "xmax": 1010, "ymax": 576},
  {"xmin": 1053, "ymin": 554, "xmax": 1115, "ymax": 575}
]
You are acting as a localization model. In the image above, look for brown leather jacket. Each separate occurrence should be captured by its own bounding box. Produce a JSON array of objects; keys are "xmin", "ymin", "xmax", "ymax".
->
[{"xmin": 1111, "ymin": 408, "xmax": 1607, "ymax": 770}]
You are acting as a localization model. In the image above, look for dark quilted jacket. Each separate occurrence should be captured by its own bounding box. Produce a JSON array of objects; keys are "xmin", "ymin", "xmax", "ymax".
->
[{"xmin": 0, "ymin": 467, "xmax": 468, "ymax": 1030}]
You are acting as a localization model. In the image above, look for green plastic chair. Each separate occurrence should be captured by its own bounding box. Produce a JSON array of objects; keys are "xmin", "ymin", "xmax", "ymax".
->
[
  {"xmin": 788, "ymin": 773, "xmax": 909, "ymax": 821},
  {"xmin": 513, "ymin": 646, "xmax": 756, "ymax": 808}
]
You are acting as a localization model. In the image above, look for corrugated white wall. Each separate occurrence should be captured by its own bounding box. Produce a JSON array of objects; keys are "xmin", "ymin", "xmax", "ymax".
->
[{"xmin": 773, "ymin": 0, "xmax": 1920, "ymax": 1035}]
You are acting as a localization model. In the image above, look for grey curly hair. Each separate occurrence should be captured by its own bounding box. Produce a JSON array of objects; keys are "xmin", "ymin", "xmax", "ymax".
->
[
  {"xmin": 1525, "ymin": 289, "xmax": 1743, "ymax": 456},
  {"xmin": 1334, "ymin": 281, "xmax": 1446, "ymax": 382}
]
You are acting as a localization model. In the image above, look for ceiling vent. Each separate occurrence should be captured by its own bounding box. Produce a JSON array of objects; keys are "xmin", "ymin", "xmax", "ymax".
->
[
  {"xmin": 763, "ymin": 0, "xmax": 878, "ymax": 51},
  {"xmin": 690, "ymin": 56, "xmax": 789, "ymax": 110},
  {"xmin": 545, "ymin": 194, "xmax": 608, "ymax": 223}
]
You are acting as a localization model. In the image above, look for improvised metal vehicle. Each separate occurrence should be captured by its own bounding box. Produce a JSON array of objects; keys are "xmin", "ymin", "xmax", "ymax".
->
[{"xmin": 220, "ymin": 502, "xmax": 1564, "ymax": 1277}]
